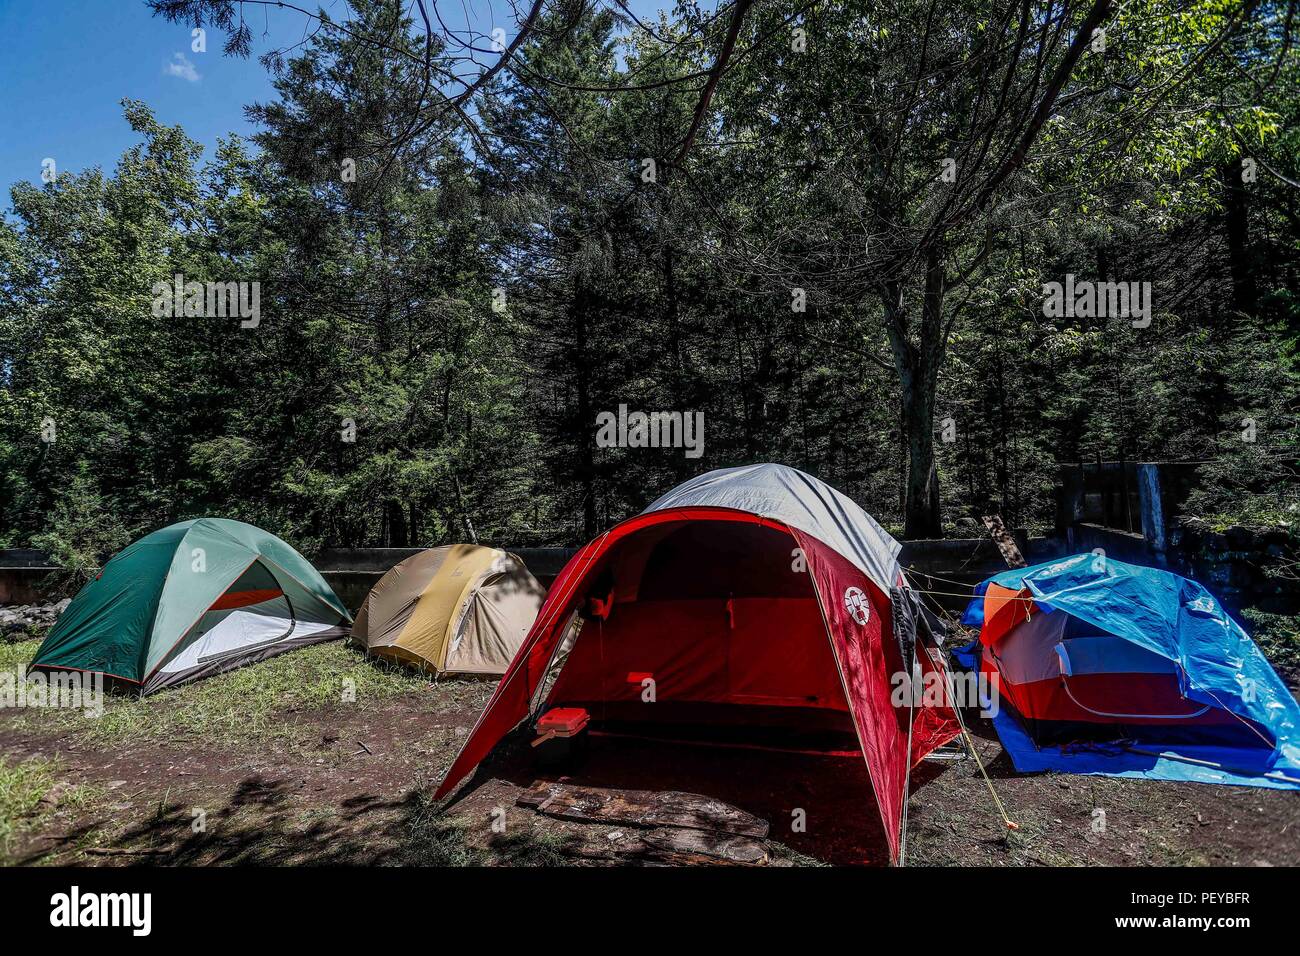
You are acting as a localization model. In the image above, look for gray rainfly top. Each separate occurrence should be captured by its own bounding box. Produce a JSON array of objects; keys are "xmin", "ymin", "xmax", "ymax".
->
[{"xmin": 642, "ymin": 462, "xmax": 903, "ymax": 593}]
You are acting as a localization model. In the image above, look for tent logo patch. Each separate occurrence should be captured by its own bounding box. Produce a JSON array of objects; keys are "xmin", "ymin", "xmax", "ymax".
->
[{"xmin": 844, "ymin": 587, "xmax": 870, "ymax": 626}]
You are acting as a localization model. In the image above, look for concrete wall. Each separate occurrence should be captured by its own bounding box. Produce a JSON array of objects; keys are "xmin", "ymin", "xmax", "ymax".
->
[
  {"xmin": 1069, "ymin": 523, "xmax": 1152, "ymax": 566},
  {"xmin": 0, "ymin": 566, "xmax": 58, "ymax": 604},
  {"xmin": 1055, "ymin": 461, "xmax": 1300, "ymax": 617},
  {"xmin": 316, "ymin": 547, "xmax": 578, "ymax": 612},
  {"xmin": 1058, "ymin": 460, "xmax": 1202, "ymax": 567},
  {"xmin": 897, "ymin": 534, "xmax": 1068, "ymax": 613},
  {"xmin": 2, "ymin": 540, "xmax": 1057, "ymax": 615}
]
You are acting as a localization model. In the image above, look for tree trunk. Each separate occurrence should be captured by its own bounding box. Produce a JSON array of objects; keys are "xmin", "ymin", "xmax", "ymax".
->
[
  {"xmin": 385, "ymin": 500, "xmax": 408, "ymax": 547},
  {"xmin": 663, "ymin": 242, "xmax": 690, "ymax": 482},
  {"xmin": 573, "ymin": 283, "xmax": 598, "ymax": 538},
  {"xmin": 898, "ymin": 356, "xmax": 942, "ymax": 538},
  {"xmin": 882, "ymin": 246, "xmax": 946, "ymax": 539},
  {"xmin": 1219, "ymin": 161, "xmax": 1257, "ymax": 317}
]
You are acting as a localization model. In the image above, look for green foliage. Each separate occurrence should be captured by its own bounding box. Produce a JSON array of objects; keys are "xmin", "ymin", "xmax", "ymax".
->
[
  {"xmin": 1243, "ymin": 608, "xmax": 1300, "ymax": 671},
  {"xmin": 2, "ymin": 0, "xmax": 1297, "ymax": 551},
  {"xmin": 30, "ymin": 471, "xmax": 132, "ymax": 592}
]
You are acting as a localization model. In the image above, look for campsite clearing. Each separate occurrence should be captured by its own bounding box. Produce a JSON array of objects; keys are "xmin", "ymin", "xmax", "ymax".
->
[{"xmin": 1, "ymin": 634, "xmax": 1297, "ymax": 867}]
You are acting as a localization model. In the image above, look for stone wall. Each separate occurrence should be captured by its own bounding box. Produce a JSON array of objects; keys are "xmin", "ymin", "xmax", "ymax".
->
[
  {"xmin": 1057, "ymin": 461, "xmax": 1300, "ymax": 617},
  {"xmin": 1168, "ymin": 522, "xmax": 1300, "ymax": 616}
]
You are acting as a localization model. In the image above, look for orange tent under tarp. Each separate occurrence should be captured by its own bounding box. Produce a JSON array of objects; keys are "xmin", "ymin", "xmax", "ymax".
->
[{"xmin": 351, "ymin": 545, "xmax": 546, "ymax": 676}]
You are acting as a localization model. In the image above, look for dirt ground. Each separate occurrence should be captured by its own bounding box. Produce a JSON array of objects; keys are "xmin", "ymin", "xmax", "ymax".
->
[{"xmin": 3, "ymin": 637, "xmax": 1298, "ymax": 867}]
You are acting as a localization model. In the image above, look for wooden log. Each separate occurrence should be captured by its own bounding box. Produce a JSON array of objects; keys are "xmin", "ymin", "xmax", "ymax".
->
[
  {"xmin": 517, "ymin": 782, "xmax": 769, "ymax": 838},
  {"xmin": 981, "ymin": 515, "xmax": 1026, "ymax": 568},
  {"xmin": 638, "ymin": 827, "xmax": 770, "ymax": 865},
  {"xmin": 561, "ymin": 828, "xmax": 771, "ymax": 866}
]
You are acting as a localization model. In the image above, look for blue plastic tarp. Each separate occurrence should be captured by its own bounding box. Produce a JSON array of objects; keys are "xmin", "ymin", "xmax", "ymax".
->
[{"xmin": 958, "ymin": 554, "xmax": 1300, "ymax": 789}]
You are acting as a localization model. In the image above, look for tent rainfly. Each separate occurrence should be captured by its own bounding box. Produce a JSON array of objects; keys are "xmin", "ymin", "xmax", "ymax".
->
[
  {"xmin": 350, "ymin": 545, "xmax": 546, "ymax": 676},
  {"xmin": 958, "ymin": 554, "xmax": 1300, "ymax": 789},
  {"xmin": 433, "ymin": 463, "xmax": 961, "ymax": 863},
  {"xmin": 31, "ymin": 518, "xmax": 351, "ymax": 695}
]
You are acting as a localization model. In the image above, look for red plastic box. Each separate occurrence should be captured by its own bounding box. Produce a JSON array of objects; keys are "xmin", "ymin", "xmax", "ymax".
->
[{"xmin": 536, "ymin": 707, "xmax": 589, "ymax": 737}]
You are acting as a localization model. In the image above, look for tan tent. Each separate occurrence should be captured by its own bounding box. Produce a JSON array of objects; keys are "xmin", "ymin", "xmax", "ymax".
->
[{"xmin": 351, "ymin": 545, "xmax": 546, "ymax": 676}]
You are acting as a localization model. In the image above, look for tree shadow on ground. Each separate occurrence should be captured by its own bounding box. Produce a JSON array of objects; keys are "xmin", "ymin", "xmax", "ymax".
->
[
  {"xmin": 19, "ymin": 774, "xmax": 571, "ymax": 866},
  {"xmin": 456, "ymin": 729, "xmax": 963, "ymax": 866}
]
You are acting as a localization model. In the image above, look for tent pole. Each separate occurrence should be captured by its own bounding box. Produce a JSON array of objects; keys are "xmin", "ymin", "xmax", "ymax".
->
[{"xmin": 899, "ymin": 671, "xmax": 916, "ymax": 866}]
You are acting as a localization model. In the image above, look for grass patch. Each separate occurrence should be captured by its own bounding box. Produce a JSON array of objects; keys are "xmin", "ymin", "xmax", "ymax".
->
[
  {"xmin": 0, "ymin": 640, "xmax": 448, "ymax": 752},
  {"xmin": 408, "ymin": 814, "xmax": 493, "ymax": 866},
  {"xmin": 0, "ymin": 756, "xmax": 58, "ymax": 861},
  {"xmin": 0, "ymin": 759, "xmax": 100, "ymax": 863},
  {"xmin": 486, "ymin": 827, "xmax": 580, "ymax": 866},
  {"xmin": 403, "ymin": 791, "xmax": 491, "ymax": 865},
  {"xmin": 0, "ymin": 638, "xmax": 41, "ymax": 674},
  {"xmin": 402, "ymin": 790, "xmax": 583, "ymax": 866},
  {"xmin": 82, "ymin": 641, "xmax": 431, "ymax": 746}
]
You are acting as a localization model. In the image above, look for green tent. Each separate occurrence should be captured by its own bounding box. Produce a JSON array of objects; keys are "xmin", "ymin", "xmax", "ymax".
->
[{"xmin": 31, "ymin": 518, "xmax": 351, "ymax": 694}]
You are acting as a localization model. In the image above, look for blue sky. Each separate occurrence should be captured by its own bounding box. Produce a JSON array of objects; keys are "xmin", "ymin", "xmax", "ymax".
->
[
  {"xmin": 0, "ymin": 0, "xmax": 676, "ymax": 207},
  {"xmin": 0, "ymin": 0, "xmax": 283, "ymax": 202}
]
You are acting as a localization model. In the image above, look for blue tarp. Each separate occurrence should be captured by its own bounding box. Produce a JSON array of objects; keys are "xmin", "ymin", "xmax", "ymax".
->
[{"xmin": 958, "ymin": 554, "xmax": 1300, "ymax": 789}]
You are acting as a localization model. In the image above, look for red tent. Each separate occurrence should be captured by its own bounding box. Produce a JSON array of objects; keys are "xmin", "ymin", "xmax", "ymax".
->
[{"xmin": 434, "ymin": 464, "xmax": 960, "ymax": 861}]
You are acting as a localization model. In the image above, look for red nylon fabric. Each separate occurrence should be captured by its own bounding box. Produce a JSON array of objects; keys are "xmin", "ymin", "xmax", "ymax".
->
[
  {"xmin": 434, "ymin": 506, "xmax": 960, "ymax": 864},
  {"xmin": 546, "ymin": 596, "xmax": 844, "ymax": 711},
  {"xmin": 980, "ymin": 583, "xmax": 1035, "ymax": 645},
  {"xmin": 434, "ymin": 510, "xmax": 772, "ymax": 801},
  {"xmin": 790, "ymin": 530, "xmax": 961, "ymax": 861},
  {"xmin": 979, "ymin": 650, "xmax": 1243, "ymax": 727},
  {"xmin": 791, "ymin": 529, "xmax": 901, "ymax": 858}
]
